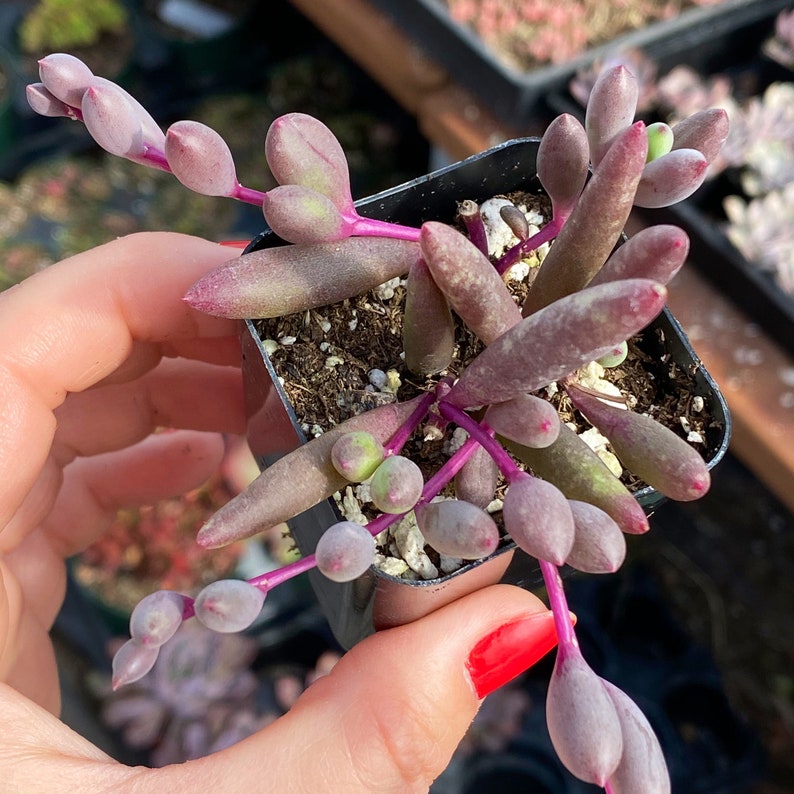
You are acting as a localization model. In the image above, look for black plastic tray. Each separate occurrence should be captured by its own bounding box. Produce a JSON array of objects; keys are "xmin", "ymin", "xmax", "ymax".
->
[{"xmin": 367, "ymin": 0, "xmax": 792, "ymax": 127}]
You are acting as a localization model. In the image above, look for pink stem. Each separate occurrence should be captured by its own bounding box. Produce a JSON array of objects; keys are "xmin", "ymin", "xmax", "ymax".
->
[
  {"xmin": 232, "ymin": 182, "xmax": 267, "ymax": 206},
  {"xmin": 539, "ymin": 559, "xmax": 579, "ymax": 653},
  {"xmin": 384, "ymin": 391, "xmax": 436, "ymax": 456},
  {"xmin": 495, "ymin": 215, "xmax": 565, "ymax": 274}
]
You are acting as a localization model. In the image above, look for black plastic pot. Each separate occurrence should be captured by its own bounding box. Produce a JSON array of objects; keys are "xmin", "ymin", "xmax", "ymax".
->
[
  {"xmin": 366, "ymin": 0, "xmax": 792, "ymax": 128},
  {"xmin": 240, "ymin": 136, "xmax": 731, "ymax": 650}
]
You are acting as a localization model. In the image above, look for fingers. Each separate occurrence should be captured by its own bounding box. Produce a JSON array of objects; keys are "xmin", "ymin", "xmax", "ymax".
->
[
  {"xmin": 143, "ymin": 584, "xmax": 557, "ymax": 793},
  {"xmin": 0, "ymin": 232, "xmax": 237, "ymax": 526},
  {"xmin": 53, "ymin": 358, "xmax": 245, "ymax": 462},
  {"xmin": 42, "ymin": 430, "xmax": 227, "ymax": 558},
  {"xmin": 0, "ymin": 233, "xmax": 239, "ymax": 400}
]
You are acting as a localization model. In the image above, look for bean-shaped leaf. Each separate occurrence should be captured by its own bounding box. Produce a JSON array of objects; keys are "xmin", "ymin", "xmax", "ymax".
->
[
  {"xmin": 537, "ymin": 113, "xmax": 589, "ymax": 218},
  {"xmin": 26, "ymin": 83, "xmax": 70, "ymax": 118},
  {"xmin": 166, "ymin": 120, "xmax": 239, "ymax": 197},
  {"xmin": 585, "ymin": 65, "xmax": 639, "ymax": 166},
  {"xmin": 262, "ymin": 184, "xmax": 348, "ymax": 244},
  {"xmin": 565, "ymin": 384, "xmax": 710, "ymax": 501},
  {"xmin": 522, "ymin": 122, "xmax": 648, "ymax": 315},
  {"xmin": 415, "ymin": 499, "xmax": 500, "ymax": 559},
  {"xmin": 565, "ymin": 500, "xmax": 626, "ymax": 573},
  {"xmin": 634, "ymin": 148, "xmax": 708, "ymax": 208},
  {"xmin": 81, "ymin": 79, "xmax": 144, "ymax": 159},
  {"xmin": 671, "ymin": 108, "xmax": 730, "ymax": 164},
  {"xmin": 184, "ymin": 237, "xmax": 420, "ymax": 319},
  {"xmin": 421, "ymin": 221, "xmax": 522, "ymax": 344},
  {"xmin": 501, "ymin": 471, "xmax": 574, "ymax": 564},
  {"xmin": 265, "ymin": 112, "xmax": 352, "ymax": 211},
  {"xmin": 602, "ymin": 679, "xmax": 671, "ymax": 794},
  {"xmin": 38, "ymin": 52, "xmax": 93, "ymax": 107},
  {"xmin": 484, "ymin": 393, "xmax": 561, "ymax": 448},
  {"xmin": 589, "ymin": 224, "xmax": 689, "ymax": 287},
  {"xmin": 454, "ymin": 444, "xmax": 499, "ymax": 509},
  {"xmin": 502, "ymin": 424, "xmax": 650, "ymax": 535},
  {"xmin": 447, "ymin": 279, "xmax": 666, "ymax": 409},
  {"xmin": 403, "ymin": 257, "xmax": 456, "ymax": 376},
  {"xmin": 197, "ymin": 397, "xmax": 423, "ymax": 547},
  {"xmin": 547, "ymin": 651, "xmax": 623, "ymax": 785}
]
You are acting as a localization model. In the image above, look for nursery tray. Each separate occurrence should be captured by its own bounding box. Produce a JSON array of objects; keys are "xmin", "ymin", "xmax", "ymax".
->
[
  {"xmin": 653, "ymin": 199, "xmax": 794, "ymax": 361},
  {"xmin": 366, "ymin": 0, "xmax": 792, "ymax": 128},
  {"xmin": 241, "ymin": 137, "xmax": 731, "ymax": 650}
]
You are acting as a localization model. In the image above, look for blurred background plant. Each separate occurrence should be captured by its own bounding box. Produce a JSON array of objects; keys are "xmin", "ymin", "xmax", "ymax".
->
[{"xmin": 442, "ymin": 0, "xmax": 726, "ymax": 71}]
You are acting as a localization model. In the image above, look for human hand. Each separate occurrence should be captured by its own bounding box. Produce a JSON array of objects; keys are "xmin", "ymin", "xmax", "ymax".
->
[{"xmin": 0, "ymin": 232, "xmax": 557, "ymax": 792}]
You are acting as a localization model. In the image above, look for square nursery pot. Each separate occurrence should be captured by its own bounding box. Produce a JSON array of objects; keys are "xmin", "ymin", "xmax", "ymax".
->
[
  {"xmin": 366, "ymin": 0, "xmax": 792, "ymax": 128},
  {"xmin": 241, "ymin": 137, "xmax": 731, "ymax": 650}
]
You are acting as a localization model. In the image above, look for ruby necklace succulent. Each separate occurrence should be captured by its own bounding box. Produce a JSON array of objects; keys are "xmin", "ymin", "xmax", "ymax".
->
[{"xmin": 28, "ymin": 51, "xmax": 730, "ymax": 792}]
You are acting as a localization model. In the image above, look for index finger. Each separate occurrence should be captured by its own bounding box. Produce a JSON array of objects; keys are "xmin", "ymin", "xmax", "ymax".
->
[{"xmin": 0, "ymin": 232, "xmax": 241, "ymax": 527}]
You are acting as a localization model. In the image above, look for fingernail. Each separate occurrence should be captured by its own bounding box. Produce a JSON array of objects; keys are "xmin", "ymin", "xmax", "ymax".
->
[
  {"xmin": 219, "ymin": 240, "xmax": 249, "ymax": 248},
  {"xmin": 466, "ymin": 610, "xmax": 558, "ymax": 699}
]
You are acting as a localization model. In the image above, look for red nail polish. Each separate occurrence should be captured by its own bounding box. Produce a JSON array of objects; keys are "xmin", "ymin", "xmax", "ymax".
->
[
  {"xmin": 466, "ymin": 611, "xmax": 558, "ymax": 699},
  {"xmin": 218, "ymin": 240, "xmax": 249, "ymax": 248}
]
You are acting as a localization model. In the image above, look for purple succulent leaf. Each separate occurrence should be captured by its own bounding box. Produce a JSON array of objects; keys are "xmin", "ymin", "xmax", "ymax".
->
[
  {"xmin": 184, "ymin": 237, "xmax": 419, "ymax": 319},
  {"xmin": 589, "ymin": 224, "xmax": 689, "ymax": 287},
  {"xmin": 454, "ymin": 443, "xmax": 499, "ymax": 509},
  {"xmin": 447, "ymin": 279, "xmax": 667, "ymax": 409},
  {"xmin": 501, "ymin": 424, "xmax": 651, "ymax": 535},
  {"xmin": 89, "ymin": 76, "xmax": 165, "ymax": 153},
  {"xmin": 264, "ymin": 112, "xmax": 353, "ymax": 211},
  {"xmin": 522, "ymin": 122, "xmax": 649, "ymax": 315},
  {"xmin": 112, "ymin": 639, "xmax": 160, "ymax": 690},
  {"xmin": 194, "ymin": 580, "xmax": 266, "ymax": 633},
  {"xmin": 369, "ymin": 455, "xmax": 425, "ymax": 514},
  {"xmin": 25, "ymin": 82, "xmax": 71, "ymax": 118},
  {"xmin": 484, "ymin": 393, "xmax": 561, "ymax": 449},
  {"xmin": 420, "ymin": 221, "xmax": 522, "ymax": 344},
  {"xmin": 585, "ymin": 65, "xmax": 639, "ymax": 167},
  {"xmin": 415, "ymin": 499, "xmax": 501, "ymax": 559},
  {"xmin": 671, "ymin": 107, "xmax": 730, "ymax": 164},
  {"xmin": 537, "ymin": 113, "xmax": 590, "ymax": 218},
  {"xmin": 565, "ymin": 500, "xmax": 627, "ymax": 573},
  {"xmin": 315, "ymin": 521, "xmax": 376, "ymax": 582},
  {"xmin": 81, "ymin": 80, "xmax": 145, "ymax": 160},
  {"xmin": 501, "ymin": 471, "xmax": 575, "ymax": 565},
  {"xmin": 546, "ymin": 651, "xmax": 624, "ymax": 785},
  {"xmin": 197, "ymin": 397, "xmax": 424, "ymax": 547},
  {"xmin": 262, "ymin": 184, "xmax": 349, "ymax": 244},
  {"xmin": 37, "ymin": 52, "xmax": 93, "ymax": 107},
  {"xmin": 165, "ymin": 120, "xmax": 239, "ymax": 197},
  {"xmin": 331, "ymin": 431, "xmax": 385, "ymax": 482},
  {"xmin": 499, "ymin": 204, "xmax": 530, "ymax": 240},
  {"xmin": 601, "ymin": 679, "xmax": 672, "ymax": 794},
  {"xmin": 564, "ymin": 384, "xmax": 710, "ymax": 501},
  {"xmin": 403, "ymin": 257, "xmax": 456, "ymax": 376},
  {"xmin": 634, "ymin": 148, "xmax": 709, "ymax": 208},
  {"xmin": 646, "ymin": 121, "xmax": 674, "ymax": 162},
  {"xmin": 129, "ymin": 590, "xmax": 185, "ymax": 647}
]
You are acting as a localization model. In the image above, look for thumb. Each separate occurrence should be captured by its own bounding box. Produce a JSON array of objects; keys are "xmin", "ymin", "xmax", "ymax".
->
[{"xmin": 151, "ymin": 583, "xmax": 557, "ymax": 793}]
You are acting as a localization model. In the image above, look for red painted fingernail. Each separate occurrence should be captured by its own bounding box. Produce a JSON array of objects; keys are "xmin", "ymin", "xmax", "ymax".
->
[
  {"xmin": 466, "ymin": 610, "xmax": 559, "ymax": 699},
  {"xmin": 219, "ymin": 240, "xmax": 249, "ymax": 248}
]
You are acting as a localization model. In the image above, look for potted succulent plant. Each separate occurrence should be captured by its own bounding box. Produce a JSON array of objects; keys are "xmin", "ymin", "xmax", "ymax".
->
[{"xmin": 29, "ymin": 52, "xmax": 732, "ymax": 790}]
